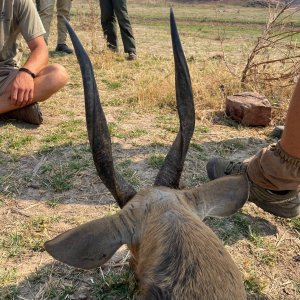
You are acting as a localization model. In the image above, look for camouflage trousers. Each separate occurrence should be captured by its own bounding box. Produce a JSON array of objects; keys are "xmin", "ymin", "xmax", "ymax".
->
[{"xmin": 38, "ymin": 0, "xmax": 72, "ymax": 45}]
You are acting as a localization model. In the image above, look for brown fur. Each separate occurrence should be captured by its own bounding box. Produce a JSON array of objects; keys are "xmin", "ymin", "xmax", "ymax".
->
[
  {"xmin": 124, "ymin": 186, "xmax": 247, "ymax": 299},
  {"xmin": 45, "ymin": 179, "xmax": 248, "ymax": 300}
]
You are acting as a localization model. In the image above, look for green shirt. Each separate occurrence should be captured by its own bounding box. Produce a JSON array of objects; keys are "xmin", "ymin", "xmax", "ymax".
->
[{"xmin": 0, "ymin": 0, "xmax": 45, "ymax": 67}]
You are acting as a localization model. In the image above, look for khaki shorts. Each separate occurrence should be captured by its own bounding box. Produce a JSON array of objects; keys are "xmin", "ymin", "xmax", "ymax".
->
[
  {"xmin": 0, "ymin": 66, "xmax": 19, "ymax": 96},
  {"xmin": 248, "ymin": 141, "xmax": 300, "ymax": 191}
]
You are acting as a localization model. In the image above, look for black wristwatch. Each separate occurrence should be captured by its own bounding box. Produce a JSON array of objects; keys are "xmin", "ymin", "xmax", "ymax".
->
[{"xmin": 19, "ymin": 67, "xmax": 36, "ymax": 79}]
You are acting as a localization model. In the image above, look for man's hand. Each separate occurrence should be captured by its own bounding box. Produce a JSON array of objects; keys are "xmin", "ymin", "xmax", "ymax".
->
[
  {"xmin": 9, "ymin": 35, "xmax": 48, "ymax": 108},
  {"xmin": 10, "ymin": 71, "xmax": 34, "ymax": 107}
]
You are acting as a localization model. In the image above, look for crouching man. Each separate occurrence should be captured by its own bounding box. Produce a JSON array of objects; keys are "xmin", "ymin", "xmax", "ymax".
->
[{"xmin": 0, "ymin": 0, "xmax": 68, "ymax": 125}]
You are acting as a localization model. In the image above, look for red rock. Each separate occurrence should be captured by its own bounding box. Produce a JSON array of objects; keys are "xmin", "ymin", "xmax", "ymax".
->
[{"xmin": 226, "ymin": 92, "xmax": 271, "ymax": 126}]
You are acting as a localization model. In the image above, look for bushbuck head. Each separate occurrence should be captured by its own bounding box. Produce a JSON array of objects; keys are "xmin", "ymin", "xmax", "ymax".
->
[{"xmin": 44, "ymin": 10, "xmax": 249, "ymax": 299}]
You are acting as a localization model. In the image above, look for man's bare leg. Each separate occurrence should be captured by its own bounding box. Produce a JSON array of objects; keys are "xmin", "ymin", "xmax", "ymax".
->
[
  {"xmin": 280, "ymin": 78, "xmax": 300, "ymax": 158},
  {"xmin": 0, "ymin": 63, "xmax": 68, "ymax": 114}
]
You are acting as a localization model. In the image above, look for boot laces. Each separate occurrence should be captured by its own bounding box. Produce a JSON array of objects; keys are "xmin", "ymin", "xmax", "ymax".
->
[{"xmin": 225, "ymin": 161, "xmax": 247, "ymax": 175}]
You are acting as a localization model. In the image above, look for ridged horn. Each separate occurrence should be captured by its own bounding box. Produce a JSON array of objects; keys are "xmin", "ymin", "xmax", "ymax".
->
[
  {"xmin": 64, "ymin": 18, "xmax": 137, "ymax": 208},
  {"xmin": 154, "ymin": 9, "xmax": 195, "ymax": 188}
]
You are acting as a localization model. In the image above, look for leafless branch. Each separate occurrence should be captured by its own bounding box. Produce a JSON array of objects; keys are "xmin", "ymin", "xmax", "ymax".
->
[{"xmin": 239, "ymin": 0, "xmax": 300, "ymax": 84}]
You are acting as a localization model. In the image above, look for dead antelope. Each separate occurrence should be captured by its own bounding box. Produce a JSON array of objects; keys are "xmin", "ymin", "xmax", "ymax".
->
[{"xmin": 44, "ymin": 10, "xmax": 249, "ymax": 299}]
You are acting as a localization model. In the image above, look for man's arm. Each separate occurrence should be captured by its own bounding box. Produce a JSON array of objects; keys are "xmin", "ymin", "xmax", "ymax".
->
[{"xmin": 10, "ymin": 36, "xmax": 48, "ymax": 107}]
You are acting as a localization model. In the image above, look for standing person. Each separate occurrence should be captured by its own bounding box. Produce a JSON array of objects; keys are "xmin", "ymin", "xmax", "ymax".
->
[
  {"xmin": 99, "ymin": 0, "xmax": 137, "ymax": 60},
  {"xmin": 206, "ymin": 78, "xmax": 300, "ymax": 218},
  {"xmin": 38, "ymin": 0, "xmax": 73, "ymax": 54},
  {"xmin": 0, "ymin": 0, "xmax": 69, "ymax": 125}
]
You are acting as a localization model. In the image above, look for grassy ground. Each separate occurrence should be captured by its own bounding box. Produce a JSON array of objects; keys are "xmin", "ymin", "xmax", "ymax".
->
[{"xmin": 0, "ymin": 0, "xmax": 299, "ymax": 299}]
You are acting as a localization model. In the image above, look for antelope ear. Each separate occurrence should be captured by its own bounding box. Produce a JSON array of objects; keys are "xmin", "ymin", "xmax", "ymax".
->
[
  {"xmin": 190, "ymin": 174, "xmax": 249, "ymax": 218},
  {"xmin": 44, "ymin": 215, "xmax": 129, "ymax": 269}
]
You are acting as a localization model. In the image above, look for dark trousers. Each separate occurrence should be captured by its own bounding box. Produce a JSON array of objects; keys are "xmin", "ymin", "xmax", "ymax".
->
[
  {"xmin": 99, "ymin": 0, "xmax": 136, "ymax": 53},
  {"xmin": 36, "ymin": 0, "xmax": 41, "ymax": 11}
]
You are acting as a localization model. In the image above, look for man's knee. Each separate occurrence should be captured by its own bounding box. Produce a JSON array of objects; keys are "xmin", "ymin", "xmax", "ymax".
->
[
  {"xmin": 38, "ymin": 63, "xmax": 69, "ymax": 94},
  {"xmin": 48, "ymin": 64, "xmax": 69, "ymax": 88}
]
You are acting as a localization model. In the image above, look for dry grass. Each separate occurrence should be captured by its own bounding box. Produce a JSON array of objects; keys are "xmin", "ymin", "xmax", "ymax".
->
[
  {"xmin": 64, "ymin": 1, "xmax": 300, "ymax": 113},
  {"xmin": 0, "ymin": 1, "xmax": 299, "ymax": 299}
]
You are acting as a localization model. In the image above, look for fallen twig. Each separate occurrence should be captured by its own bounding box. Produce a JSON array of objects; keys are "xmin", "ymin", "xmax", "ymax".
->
[{"xmin": 10, "ymin": 207, "xmax": 31, "ymax": 218}]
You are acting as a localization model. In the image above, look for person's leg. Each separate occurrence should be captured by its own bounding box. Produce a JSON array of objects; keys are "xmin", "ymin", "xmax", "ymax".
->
[
  {"xmin": 247, "ymin": 78, "xmax": 300, "ymax": 191},
  {"xmin": 0, "ymin": 64, "xmax": 68, "ymax": 124},
  {"xmin": 55, "ymin": 0, "xmax": 73, "ymax": 53},
  {"xmin": 112, "ymin": 0, "xmax": 136, "ymax": 56},
  {"xmin": 0, "ymin": 68, "xmax": 43, "ymax": 125},
  {"xmin": 279, "ymin": 79, "xmax": 300, "ymax": 158},
  {"xmin": 206, "ymin": 78, "xmax": 300, "ymax": 218},
  {"xmin": 99, "ymin": 0, "xmax": 118, "ymax": 51},
  {"xmin": 38, "ymin": 0, "xmax": 55, "ymax": 44}
]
